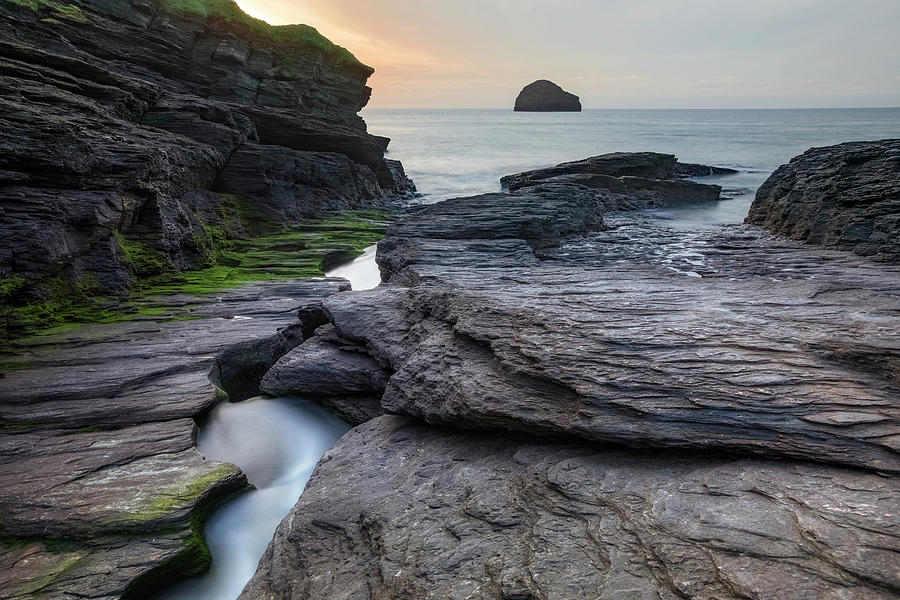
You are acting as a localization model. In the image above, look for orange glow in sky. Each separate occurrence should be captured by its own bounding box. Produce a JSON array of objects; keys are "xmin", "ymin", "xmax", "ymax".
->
[{"xmin": 235, "ymin": 0, "xmax": 900, "ymax": 110}]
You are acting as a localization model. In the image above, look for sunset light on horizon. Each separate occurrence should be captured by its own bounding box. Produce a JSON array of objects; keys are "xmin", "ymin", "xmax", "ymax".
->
[{"xmin": 235, "ymin": 0, "xmax": 900, "ymax": 109}]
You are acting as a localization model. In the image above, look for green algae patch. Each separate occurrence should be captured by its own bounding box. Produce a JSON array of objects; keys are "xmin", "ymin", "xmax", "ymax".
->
[
  {"xmin": 131, "ymin": 210, "xmax": 392, "ymax": 297},
  {"xmin": 0, "ymin": 542, "xmax": 89, "ymax": 598},
  {"xmin": 159, "ymin": 0, "xmax": 365, "ymax": 69},
  {"xmin": 138, "ymin": 463, "xmax": 242, "ymax": 522},
  {"xmin": 121, "ymin": 465, "xmax": 249, "ymax": 600},
  {"xmin": 2, "ymin": 209, "xmax": 394, "ymax": 343}
]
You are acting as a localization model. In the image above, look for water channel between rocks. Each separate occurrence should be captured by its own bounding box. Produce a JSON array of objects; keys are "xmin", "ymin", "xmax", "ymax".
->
[
  {"xmin": 156, "ymin": 397, "xmax": 350, "ymax": 600},
  {"xmin": 156, "ymin": 248, "xmax": 381, "ymax": 600}
]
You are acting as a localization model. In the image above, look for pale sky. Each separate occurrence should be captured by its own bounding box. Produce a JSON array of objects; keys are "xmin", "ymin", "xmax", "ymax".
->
[{"xmin": 237, "ymin": 0, "xmax": 900, "ymax": 109}]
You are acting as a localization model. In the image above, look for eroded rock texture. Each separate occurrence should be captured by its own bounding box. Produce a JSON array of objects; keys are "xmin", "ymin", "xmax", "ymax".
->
[
  {"xmin": 247, "ymin": 152, "xmax": 899, "ymax": 599},
  {"xmin": 0, "ymin": 277, "xmax": 347, "ymax": 599},
  {"xmin": 244, "ymin": 416, "xmax": 900, "ymax": 600},
  {"xmin": 747, "ymin": 139, "xmax": 900, "ymax": 262},
  {"xmin": 0, "ymin": 0, "xmax": 414, "ymax": 303}
]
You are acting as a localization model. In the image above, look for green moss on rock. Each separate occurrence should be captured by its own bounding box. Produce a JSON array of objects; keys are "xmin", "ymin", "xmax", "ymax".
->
[
  {"xmin": 121, "ymin": 464, "xmax": 248, "ymax": 600},
  {"xmin": 3, "ymin": 207, "xmax": 394, "ymax": 342}
]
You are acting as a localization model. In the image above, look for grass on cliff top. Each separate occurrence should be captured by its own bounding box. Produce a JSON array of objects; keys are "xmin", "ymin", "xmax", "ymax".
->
[
  {"xmin": 159, "ymin": 0, "xmax": 365, "ymax": 69},
  {"xmin": 5, "ymin": 0, "xmax": 88, "ymax": 22}
]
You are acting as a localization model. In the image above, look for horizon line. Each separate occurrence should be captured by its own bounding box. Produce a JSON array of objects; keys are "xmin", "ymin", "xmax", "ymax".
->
[{"xmin": 364, "ymin": 106, "xmax": 900, "ymax": 111}]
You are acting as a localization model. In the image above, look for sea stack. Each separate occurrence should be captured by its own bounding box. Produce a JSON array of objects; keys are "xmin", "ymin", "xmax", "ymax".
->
[{"xmin": 514, "ymin": 79, "xmax": 582, "ymax": 112}]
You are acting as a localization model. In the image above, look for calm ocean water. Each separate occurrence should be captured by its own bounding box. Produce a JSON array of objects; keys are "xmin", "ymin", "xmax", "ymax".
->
[{"xmin": 364, "ymin": 108, "xmax": 900, "ymax": 226}]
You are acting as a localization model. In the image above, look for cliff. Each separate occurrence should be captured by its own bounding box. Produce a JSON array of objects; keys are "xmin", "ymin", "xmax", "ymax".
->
[{"xmin": 0, "ymin": 0, "xmax": 414, "ymax": 339}]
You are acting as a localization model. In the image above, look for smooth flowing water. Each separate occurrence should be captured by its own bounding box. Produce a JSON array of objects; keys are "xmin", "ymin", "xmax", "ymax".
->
[
  {"xmin": 158, "ymin": 397, "xmax": 349, "ymax": 600},
  {"xmin": 324, "ymin": 244, "xmax": 381, "ymax": 290}
]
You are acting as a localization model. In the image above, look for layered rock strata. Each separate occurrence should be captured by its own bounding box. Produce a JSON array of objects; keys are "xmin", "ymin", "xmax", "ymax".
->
[
  {"xmin": 0, "ymin": 0, "xmax": 414, "ymax": 320},
  {"xmin": 246, "ymin": 415, "xmax": 899, "ymax": 600},
  {"xmin": 245, "ymin": 152, "xmax": 900, "ymax": 599},
  {"xmin": 747, "ymin": 139, "xmax": 900, "ymax": 263},
  {"xmin": 0, "ymin": 277, "xmax": 348, "ymax": 599}
]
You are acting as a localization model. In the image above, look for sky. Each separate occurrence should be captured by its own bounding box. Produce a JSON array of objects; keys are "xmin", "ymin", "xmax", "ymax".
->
[{"xmin": 236, "ymin": 0, "xmax": 900, "ymax": 109}]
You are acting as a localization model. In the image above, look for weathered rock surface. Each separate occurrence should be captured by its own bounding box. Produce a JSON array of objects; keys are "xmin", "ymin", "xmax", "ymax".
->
[
  {"xmin": 332, "ymin": 229, "xmax": 900, "ymax": 473},
  {"xmin": 243, "ymin": 415, "xmax": 900, "ymax": 600},
  {"xmin": 514, "ymin": 79, "xmax": 581, "ymax": 112},
  {"xmin": 0, "ymin": 277, "xmax": 348, "ymax": 599},
  {"xmin": 0, "ymin": 0, "xmax": 415, "ymax": 315},
  {"xmin": 260, "ymin": 324, "xmax": 390, "ymax": 424},
  {"xmin": 244, "ymin": 151, "xmax": 899, "ymax": 599},
  {"xmin": 747, "ymin": 139, "xmax": 900, "ymax": 263}
]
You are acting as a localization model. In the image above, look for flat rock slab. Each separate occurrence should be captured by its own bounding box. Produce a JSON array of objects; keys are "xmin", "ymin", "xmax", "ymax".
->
[
  {"xmin": 242, "ymin": 415, "xmax": 900, "ymax": 600},
  {"xmin": 324, "ymin": 190, "xmax": 900, "ymax": 473},
  {"xmin": 260, "ymin": 324, "xmax": 389, "ymax": 424},
  {"xmin": 0, "ymin": 278, "xmax": 346, "ymax": 599}
]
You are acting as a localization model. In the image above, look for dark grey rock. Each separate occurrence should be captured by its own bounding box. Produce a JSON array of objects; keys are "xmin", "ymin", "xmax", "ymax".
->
[
  {"xmin": 241, "ymin": 153, "xmax": 897, "ymax": 599},
  {"xmin": 260, "ymin": 324, "xmax": 390, "ymax": 424},
  {"xmin": 213, "ymin": 144, "xmax": 383, "ymax": 220},
  {"xmin": 309, "ymin": 155, "xmax": 900, "ymax": 474},
  {"xmin": 514, "ymin": 79, "xmax": 581, "ymax": 112},
  {"xmin": 747, "ymin": 139, "xmax": 900, "ymax": 263},
  {"xmin": 0, "ymin": 0, "xmax": 412, "ymax": 309},
  {"xmin": 0, "ymin": 277, "xmax": 348, "ymax": 599},
  {"xmin": 242, "ymin": 415, "xmax": 900, "ymax": 600}
]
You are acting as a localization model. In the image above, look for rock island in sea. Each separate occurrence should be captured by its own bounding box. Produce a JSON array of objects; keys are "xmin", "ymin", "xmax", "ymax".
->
[{"xmin": 514, "ymin": 79, "xmax": 582, "ymax": 111}]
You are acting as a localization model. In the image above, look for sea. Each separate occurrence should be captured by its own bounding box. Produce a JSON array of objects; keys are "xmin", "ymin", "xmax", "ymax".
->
[{"xmin": 364, "ymin": 108, "xmax": 900, "ymax": 227}]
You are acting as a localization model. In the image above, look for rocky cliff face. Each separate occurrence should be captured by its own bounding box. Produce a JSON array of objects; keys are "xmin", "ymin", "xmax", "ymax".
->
[
  {"xmin": 747, "ymin": 139, "xmax": 900, "ymax": 263},
  {"xmin": 514, "ymin": 79, "xmax": 581, "ymax": 112},
  {"xmin": 244, "ymin": 152, "xmax": 899, "ymax": 599},
  {"xmin": 0, "ymin": 0, "xmax": 414, "ymax": 335}
]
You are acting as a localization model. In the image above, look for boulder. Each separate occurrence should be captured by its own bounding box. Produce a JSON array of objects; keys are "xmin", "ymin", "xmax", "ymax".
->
[
  {"xmin": 747, "ymin": 139, "xmax": 900, "ymax": 263},
  {"xmin": 514, "ymin": 79, "xmax": 582, "ymax": 112}
]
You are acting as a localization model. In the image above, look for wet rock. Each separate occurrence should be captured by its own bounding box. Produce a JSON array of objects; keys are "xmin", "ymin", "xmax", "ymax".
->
[
  {"xmin": 747, "ymin": 139, "xmax": 900, "ymax": 263},
  {"xmin": 313, "ymin": 154, "xmax": 900, "ymax": 473},
  {"xmin": 0, "ymin": 278, "xmax": 348, "ymax": 599},
  {"xmin": 243, "ymin": 152, "xmax": 898, "ymax": 599},
  {"xmin": 501, "ymin": 152, "xmax": 728, "ymax": 209},
  {"xmin": 514, "ymin": 79, "xmax": 581, "ymax": 112},
  {"xmin": 260, "ymin": 324, "xmax": 390, "ymax": 424},
  {"xmin": 243, "ymin": 416, "xmax": 900, "ymax": 600},
  {"xmin": 0, "ymin": 0, "xmax": 412, "ymax": 307}
]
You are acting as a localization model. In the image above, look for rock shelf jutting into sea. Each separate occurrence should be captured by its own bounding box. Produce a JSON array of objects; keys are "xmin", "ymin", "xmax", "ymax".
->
[{"xmin": 0, "ymin": 1, "xmax": 898, "ymax": 600}]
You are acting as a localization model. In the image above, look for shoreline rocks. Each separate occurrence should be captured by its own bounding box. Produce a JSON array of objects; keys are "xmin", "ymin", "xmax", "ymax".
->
[
  {"xmin": 243, "ymin": 415, "xmax": 899, "ymax": 600},
  {"xmin": 0, "ymin": 0, "xmax": 415, "ymax": 332},
  {"xmin": 514, "ymin": 79, "xmax": 582, "ymax": 112},
  {"xmin": 245, "ymin": 151, "xmax": 900, "ymax": 599},
  {"xmin": 747, "ymin": 139, "xmax": 900, "ymax": 263},
  {"xmin": 0, "ymin": 278, "xmax": 351, "ymax": 599}
]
